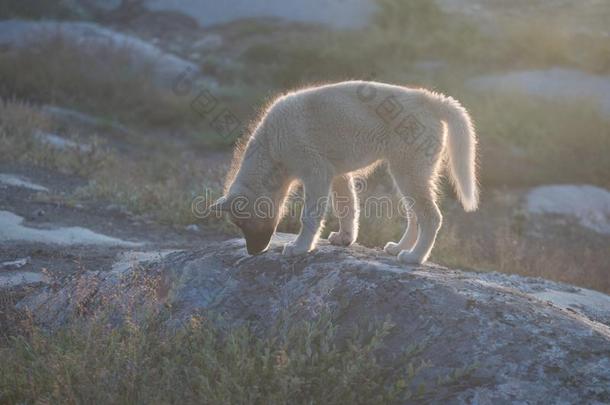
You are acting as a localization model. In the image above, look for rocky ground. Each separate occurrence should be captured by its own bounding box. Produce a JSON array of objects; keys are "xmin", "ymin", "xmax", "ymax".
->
[
  {"xmin": 0, "ymin": 159, "xmax": 226, "ymax": 283},
  {"xmin": 13, "ymin": 234, "xmax": 610, "ymax": 403}
]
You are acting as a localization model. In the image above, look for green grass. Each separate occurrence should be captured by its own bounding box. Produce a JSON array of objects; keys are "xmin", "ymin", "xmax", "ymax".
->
[{"xmin": 0, "ymin": 311, "xmax": 433, "ymax": 404}]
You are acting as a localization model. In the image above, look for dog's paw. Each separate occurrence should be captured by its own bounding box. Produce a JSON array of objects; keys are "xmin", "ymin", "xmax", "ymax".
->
[
  {"xmin": 282, "ymin": 242, "xmax": 310, "ymax": 257},
  {"xmin": 328, "ymin": 231, "xmax": 355, "ymax": 247},
  {"xmin": 397, "ymin": 250, "xmax": 425, "ymax": 265},
  {"xmin": 384, "ymin": 242, "xmax": 402, "ymax": 256}
]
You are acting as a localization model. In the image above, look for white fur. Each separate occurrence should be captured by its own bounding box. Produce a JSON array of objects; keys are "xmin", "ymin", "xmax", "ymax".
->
[{"xmin": 219, "ymin": 81, "xmax": 479, "ymax": 264}]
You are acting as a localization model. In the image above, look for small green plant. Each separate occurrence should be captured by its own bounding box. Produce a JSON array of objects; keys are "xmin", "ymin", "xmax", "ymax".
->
[{"xmin": 0, "ymin": 311, "xmax": 434, "ymax": 404}]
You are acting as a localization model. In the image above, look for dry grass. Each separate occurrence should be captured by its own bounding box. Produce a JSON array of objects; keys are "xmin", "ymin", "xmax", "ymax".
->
[
  {"xmin": 0, "ymin": 98, "xmax": 229, "ymax": 229},
  {"xmin": 0, "ymin": 34, "xmax": 196, "ymax": 131},
  {"xmin": 0, "ymin": 99, "xmax": 111, "ymax": 176},
  {"xmin": 0, "ymin": 310, "xmax": 435, "ymax": 404},
  {"xmin": 463, "ymin": 91, "xmax": 610, "ymax": 189},
  {"xmin": 433, "ymin": 221, "xmax": 610, "ymax": 294},
  {"xmin": 75, "ymin": 148, "xmax": 230, "ymax": 227}
]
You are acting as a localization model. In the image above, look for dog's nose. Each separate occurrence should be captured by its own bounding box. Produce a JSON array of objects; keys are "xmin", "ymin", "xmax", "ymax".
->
[
  {"xmin": 245, "ymin": 230, "xmax": 273, "ymax": 255},
  {"xmin": 247, "ymin": 246, "xmax": 268, "ymax": 255},
  {"xmin": 246, "ymin": 240, "xmax": 270, "ymax": 255},
  {"xmin": 246, "ymin": 237, "xmax": 270, "ymax": 255}
]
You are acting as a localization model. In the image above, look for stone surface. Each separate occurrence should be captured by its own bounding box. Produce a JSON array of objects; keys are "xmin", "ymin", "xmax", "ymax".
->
[
  {"xmin": 41, "ymin": 105, "xmax": 131, "ymax": 135},
  {"xmin": 0, "ymin": 174, "xmax": 48, "ymax": 192},
  {"xmin": 468, "ymin": 68, "xmax": 610, "ymax": 118},
  {"xmin": 144, "ymin": 0, "xmax": 376, "ymax": 28},
  {"xmin": 84, "ymin": 0, "xmax": 123, "ymax": 12},
  {"xmin": 18, "ymin": 233, "xmax": 610, "ymax": 403},
  {"xmin": 0, "ymin": 210, "xmax": 143, "ymax": 247},
  {"xmin": 34, "ymin": 131, "xmax": 92, "ymax": 153},
  {"xmin": 0, "ymin": 257, "xmax": 30, "ymax": 270},
  {"xmin": 526, "ymin": 184, "xmax": 610, "ymax": 235},
  {"xmin": 0, "ymin": 272, "xmax": 47, "ymax": 288},
  {"xmin": 438, "ymin": 0, "xmax": 610, "ymax": 37},
  {"xmin": 0, "ymin": 20, "xmax": 201, "ymax": 87}
]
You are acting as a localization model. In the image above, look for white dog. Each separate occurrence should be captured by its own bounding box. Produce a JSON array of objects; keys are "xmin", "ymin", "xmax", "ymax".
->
[{"xmin": 210, "ymin": 81, "xmax": 478, "ymax": 264}]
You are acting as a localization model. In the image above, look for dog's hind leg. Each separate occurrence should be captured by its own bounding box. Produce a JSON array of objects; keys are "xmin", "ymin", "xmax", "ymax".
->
[
  {"xmin": 384, "ymin": 169, "xmax": 419, "ymax": 255},
  {"xmin": 397, "ymin": 196, "xmax": 441, "ymax": 265},
  {"xmin": 386, "ymin": 162, "xmax": 442, "ymax": 265},
  {"xmin": 329, "ymin": 174, "xmax": 359, "ymax": 246},
  {"xmin": 384, "ymin": 210, "xmax": 418, "ymax": 255}
]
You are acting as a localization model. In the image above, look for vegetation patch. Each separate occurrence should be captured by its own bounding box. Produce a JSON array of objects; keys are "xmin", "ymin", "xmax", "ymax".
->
[
  {"xmin": 0, "ymin": 310, "xmax": 442, "ymax": 404},
  {"xmin": 0, "ymin": 35, "xmax": 199, "ymax": 133}
]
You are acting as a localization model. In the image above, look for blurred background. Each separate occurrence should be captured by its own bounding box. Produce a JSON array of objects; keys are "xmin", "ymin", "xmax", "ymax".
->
[{"xmin": 1, "ymin": 0, "xmax": 608, "ymax": 292}]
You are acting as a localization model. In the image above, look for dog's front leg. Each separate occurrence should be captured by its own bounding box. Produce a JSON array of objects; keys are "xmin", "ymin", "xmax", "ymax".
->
[{"xmin": 283, "ymin": 176, "xmax": 332, "ymax": 257}]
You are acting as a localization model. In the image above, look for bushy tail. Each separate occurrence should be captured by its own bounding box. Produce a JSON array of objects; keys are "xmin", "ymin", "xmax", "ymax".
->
[{"xmin": 430, "ymin": 93, "xmax": 479, "ymax": 211}]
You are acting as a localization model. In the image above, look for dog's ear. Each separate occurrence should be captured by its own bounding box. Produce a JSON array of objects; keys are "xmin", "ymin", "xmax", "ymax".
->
[{"xmin": 208, "ymin": 196, "xmax": 232, "ymax": 213}]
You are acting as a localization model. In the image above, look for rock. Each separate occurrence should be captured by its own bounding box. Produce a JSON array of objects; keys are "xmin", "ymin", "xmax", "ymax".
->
[
  {"xmin": 0, "ymin": 20, "xmax": 209, "ymax": 88},
  {"xmin": 110, "ymin": 250, "xmax": 182, "ymax": 274},
  {"xmin": 82, "ymin": 0, "xmax": 123, "ymax": 12},
  {"xmin": 143, "ymin": 0, "xmax": 375, "ymax": 28},
  {"xmin": 526, "ymin": 184, "xmax": 610, "ymax": 235},
  {"xmin": 127, "ymin": 9, "xmax": 201, "ymax": 35},
  {"xmin": 193, "ymin": 34, "xmax": 223, "ymax": 51},
  {"xmin": 41, "ymin": 105, "xmax": 131, "ymax": 135},
  {"xmin": 0, "ymin": 174, "xmax": 49, "ymax": 192},
  {"xmin": 0, "ymin": 210, "xmax": 143, "ymax": 247},
  {"xmin": 18, "ymin": 233, "xmax": 610, "ymax": 403},
  {"xmin": 33, "ymin": 209, "xmax": 45, "ymax": 218},
  {"xmin": 467, "ymin": 68, "xmax": 610, "ymax": 118},
  {"xmin": 185, "ymin": 224, "xmax": 200, "ymax": 232},
  {"xmin": 0, "ymin": 272, "xmax": 47, "ymax": 289},
  {"xmin": 1, "ymin": 257, "xmax": 30, "ymax": 270},
  {"xmin": 34, "ymin": 131, "xmax": 92, "ymax": 153},
  {"xmin": 436, "ymin": 0, "xmax": 610, "ymax": 37},
  {"xmin": 105, "ymin": 203, "xmax": 132, "ymax": 215}
]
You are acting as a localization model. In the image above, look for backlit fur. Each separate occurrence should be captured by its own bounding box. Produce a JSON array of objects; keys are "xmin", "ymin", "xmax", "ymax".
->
[{"xmin": 212, "ymin": 81, "xmax": 478, "ymax": 263}]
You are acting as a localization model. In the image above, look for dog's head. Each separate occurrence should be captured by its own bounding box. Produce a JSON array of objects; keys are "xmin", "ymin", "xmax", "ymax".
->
[{"xmin": 209, "ymin": 195, "xmax": 276, "ymax": 255}]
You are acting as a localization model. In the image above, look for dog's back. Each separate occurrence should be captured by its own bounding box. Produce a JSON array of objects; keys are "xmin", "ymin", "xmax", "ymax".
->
[{"xmin": 264, "ymin": 82, "xmax": 476, "ymax": 209}]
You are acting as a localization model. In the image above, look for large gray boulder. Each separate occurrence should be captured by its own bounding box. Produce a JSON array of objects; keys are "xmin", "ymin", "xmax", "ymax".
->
[
  {"xmin": 467, "ymin": 68, "xmax": 610, "ymax": 118},
  {"xmin": 143, "ymin": 0, "xmax": 375, "ymax": 28},
  {"xmin": 0, "ymin": 20, "xmax": 201, "ymax": 87},
  {"xmin": 526, "ymin": 184, "xmax": 610, "ymax": 235},
  {"xmin": 19, "ymin": 234, "xmax": 610, "ymax": 403}
]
